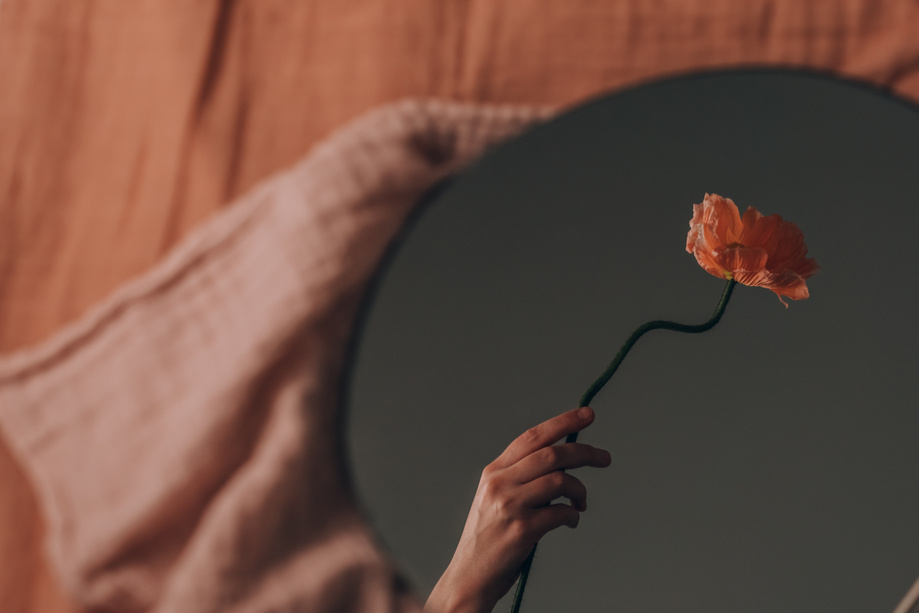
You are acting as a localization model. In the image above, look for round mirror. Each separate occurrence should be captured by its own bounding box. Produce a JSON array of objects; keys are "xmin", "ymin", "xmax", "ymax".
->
[{"xmin": 345, "ymin": 70, "xmax": 919, "ymax": 612}]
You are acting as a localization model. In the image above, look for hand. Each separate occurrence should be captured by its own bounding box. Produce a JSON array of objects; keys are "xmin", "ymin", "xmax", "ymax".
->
[{"xmin": 425, "ymin": 407, "xmax": 611, "ymax": 613}]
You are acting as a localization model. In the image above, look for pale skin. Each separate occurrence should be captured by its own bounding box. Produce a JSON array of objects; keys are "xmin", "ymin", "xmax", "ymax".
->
[{"xmin": 425, "ymin": 407, "xmax": 612, "ymax": 613}]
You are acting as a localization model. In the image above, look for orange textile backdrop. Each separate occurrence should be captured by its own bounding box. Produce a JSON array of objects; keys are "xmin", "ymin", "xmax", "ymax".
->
[{"xmin": 2, "ymin": 1, "xmax": 919, "ymax": 611}]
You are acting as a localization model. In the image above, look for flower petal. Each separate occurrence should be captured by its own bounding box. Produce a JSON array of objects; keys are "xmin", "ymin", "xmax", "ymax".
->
[
  {"xmin": 693, "ymin": 247, "xmax": 732, "ymax": 280},
  {"xmin": 741, "ymin": 207, "xmax": 782, "ymax": 250},
  {"xmin": 794, "ymin": 256, "xmax": 820, "ymax": 280},
  {"xmin": 703, "ymin": 194, "xmax": 743, "ymax": 246},
  {"xmin": 767, "ymin": 221, "xmax": 809, "ymax": 270},
  {"xmin": 686, "ymin": 203, "xmax": 706, "ymax": 254},
  {"xmin": 733, "ymin": 268, "xmax": 810, "ymax": 306},
  {"xmin": 717, "ymin": 246, "xmax": 768, "ymax": 276}
]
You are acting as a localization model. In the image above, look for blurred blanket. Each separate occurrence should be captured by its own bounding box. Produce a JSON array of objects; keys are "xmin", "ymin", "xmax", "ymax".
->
[{"xmin": 0, "ymin": 101, "xmax": 549, "ymax": 612}]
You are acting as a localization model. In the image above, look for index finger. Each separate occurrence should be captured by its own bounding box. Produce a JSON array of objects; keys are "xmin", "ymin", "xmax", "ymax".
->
[{"xmin": 496, "ymin": 407, "xmax": 595, "ymax": 468}]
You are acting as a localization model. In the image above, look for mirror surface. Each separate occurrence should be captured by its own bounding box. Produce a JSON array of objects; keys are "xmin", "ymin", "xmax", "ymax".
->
[{"xmin": 346, "ymin": 71, "xmax": 919, "ymax": 612}]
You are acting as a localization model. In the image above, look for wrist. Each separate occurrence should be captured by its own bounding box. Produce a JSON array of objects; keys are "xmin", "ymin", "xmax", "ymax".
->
[{"xmin": 425, "ymin": 569, "xmax": 495, "ymax": 613}]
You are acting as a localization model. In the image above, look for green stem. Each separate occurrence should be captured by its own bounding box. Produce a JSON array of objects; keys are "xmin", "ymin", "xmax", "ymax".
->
[{"xmin": 509, "ymin": 279, "xmax": 736, "ymax": 613}]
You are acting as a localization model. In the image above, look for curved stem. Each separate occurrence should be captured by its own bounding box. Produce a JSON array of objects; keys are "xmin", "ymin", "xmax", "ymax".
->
[
  {"xmin": 509, "ymin": 279, "xmax": 736, "ymax": 613},
  {"xmin": 509, "ymin": 546, "xmax": 535, "ymax": 613}
]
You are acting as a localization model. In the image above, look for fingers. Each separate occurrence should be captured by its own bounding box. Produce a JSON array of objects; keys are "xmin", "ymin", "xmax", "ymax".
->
[
  {"xmin": 513, "ymin": 441, "xmax": 611, "ymax": 484},
  {"xmin": 529, "ymin": 503, "xmax": 581, "ymax": 536},
  {"xmin": 497, "ymin": 407, "xmax": 596, "ymax": 467},
  {"xmin": 507, "ymin": 504, "xmax": 582, "ymax": 549},
  {"xmin": 520, "ymin": 471, "xmax": 588, "ymax": 511}
]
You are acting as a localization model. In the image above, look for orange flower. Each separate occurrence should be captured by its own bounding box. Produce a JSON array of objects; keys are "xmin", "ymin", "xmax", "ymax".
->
[{"xmin": 686, "ymin": 193, "xmax": 819, "ymax": 305}]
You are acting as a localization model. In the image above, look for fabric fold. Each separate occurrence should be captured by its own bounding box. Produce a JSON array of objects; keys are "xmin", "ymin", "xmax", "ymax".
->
[{"xmin": 0, "ymin": 99, "xmax": 551, "ymax": 612}]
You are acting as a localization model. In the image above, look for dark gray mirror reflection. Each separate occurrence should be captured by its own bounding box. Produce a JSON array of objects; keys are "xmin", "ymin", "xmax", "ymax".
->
[{"xmin": 345, "ymin": 71, "xmax": 919, "ymax": 612}]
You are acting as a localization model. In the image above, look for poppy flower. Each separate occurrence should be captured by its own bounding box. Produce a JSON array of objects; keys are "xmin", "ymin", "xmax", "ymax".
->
[
  {"xmin": 686, "ymin": 193, "xmax": 819, "ymax": 305},
  {"xmin": 514, "ymin": 195, "xmax": 819, "ymax": 610}
]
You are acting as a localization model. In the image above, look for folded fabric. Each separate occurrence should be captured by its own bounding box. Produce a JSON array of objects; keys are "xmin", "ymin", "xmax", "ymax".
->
[{"xmin": 0, "ymin": 100, "xmax": 550, "ymax": 612}]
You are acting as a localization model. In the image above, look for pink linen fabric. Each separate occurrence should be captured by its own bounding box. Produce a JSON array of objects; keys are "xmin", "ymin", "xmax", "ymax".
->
[{"xmin": 0, "ymin": 100, "xmax": 550, "ymax": 612}]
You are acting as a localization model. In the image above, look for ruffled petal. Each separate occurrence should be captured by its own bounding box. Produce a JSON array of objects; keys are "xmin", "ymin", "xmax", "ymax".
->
[
  {"xmin": 693, "ymin": 248, "xmax": 732, "ymax": 280},
  {"xmin": 703, "ymin": 194, "xmax": 743, "ymax": 246},
  {"xmin": 717, "ymin": 246, "xmax": 768, "ymax": 276},
  {"xmin": 702, "ymin": 223, "xmax": 726, "ymax": 252},
  {"xmin": 741, "ymin": 207, "xmax": 782, "ymax": 251},
  {"xmin": 733, "ymin": 268, "xmax": 811, "ymax": 307},
  {"xmin": 767, "ymin": 221, "xmax": 809, "ymax": 271},
  {"xmin": 794, "ymin": 256, "xmax": 820, "ymax": 280},
  {"xmin": 686, "ymin": 203, "xmax": 705, "ymax": 253}
]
